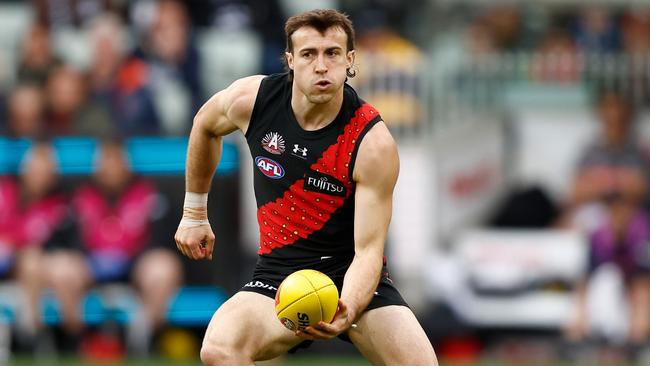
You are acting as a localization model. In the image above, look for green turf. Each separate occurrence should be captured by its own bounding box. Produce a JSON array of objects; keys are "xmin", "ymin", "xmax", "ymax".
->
[
  {"xmin": 7, "ymin": 356, "xmax": 370, "ymax": 366},
  {"xmin": 6, "ymin": 357, "xmax": 633, "ymax": 366}
]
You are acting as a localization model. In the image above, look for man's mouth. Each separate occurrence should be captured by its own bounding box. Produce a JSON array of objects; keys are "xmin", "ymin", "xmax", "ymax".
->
[{"xmin": 315, "ymin": 80, "xmax": 332, "ymax": 89}]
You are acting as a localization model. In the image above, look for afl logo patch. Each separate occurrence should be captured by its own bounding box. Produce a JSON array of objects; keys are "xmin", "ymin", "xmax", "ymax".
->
[
  {"xmin": 261, "ymin": 132, "xmax": 285, "ymax": 155},
  {"xmin": 256, "ymin": 156, "xmax": 285, "ymax": 179},
  {"xmin": 279, "ymin": 317, "xmax": 296, "ymax": 331}
]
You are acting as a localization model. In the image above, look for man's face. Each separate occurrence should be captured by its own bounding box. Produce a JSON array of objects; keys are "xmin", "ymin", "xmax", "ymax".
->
[
  {"xmin": 599, "ymin": 94, "xmax": 630, "ymax": 145},
  {"xmin": 95, "ymin": 145, "xmax": 131, "ymax": 194},
  {"xmin": 286, "ymin": 26, "xmax": 354, "ymax": 104}
]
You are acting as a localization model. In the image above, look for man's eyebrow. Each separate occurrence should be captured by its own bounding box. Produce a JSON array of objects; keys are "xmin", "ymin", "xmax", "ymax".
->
[{"xmin": 298, "ymin": 46, "xmax": 344, "ymax": 53}]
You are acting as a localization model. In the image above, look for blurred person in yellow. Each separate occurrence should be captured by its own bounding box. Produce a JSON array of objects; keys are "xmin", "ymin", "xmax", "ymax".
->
[
  {"xmin": 349, "ymin": 10, "xmax": 424, "ymax": 128},
  {"xmin": 174, "ymin": 8, "xmax": 437, "ymax": 365}
]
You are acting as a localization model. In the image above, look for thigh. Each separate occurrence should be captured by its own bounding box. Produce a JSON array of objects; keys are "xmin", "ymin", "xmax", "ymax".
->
[
  {"xmin": 203, "ymin": 291, "xmax": 304, "ymax": 361},
  {"xmin": 349, "ymin": 305, "xmax": 438, "ymax": 366}
]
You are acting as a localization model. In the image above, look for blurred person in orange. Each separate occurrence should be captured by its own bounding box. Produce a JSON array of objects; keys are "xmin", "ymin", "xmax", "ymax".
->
[
  {"xmin": 87, "ymin": 14, "xmax": 161, "ymax": 136},
  {"xmin": 0, "ymin": 142, "xmax": 73, "ymax": 351},
  {"xmin": 43, "ymin": 139, "xmax": 183, "ymax": 354}
]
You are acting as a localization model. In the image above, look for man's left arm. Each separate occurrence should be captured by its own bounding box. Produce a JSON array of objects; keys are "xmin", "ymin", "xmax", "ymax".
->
[{"xmin": 300, "ymin": 122, "xmax": 398, "ymax": 339}]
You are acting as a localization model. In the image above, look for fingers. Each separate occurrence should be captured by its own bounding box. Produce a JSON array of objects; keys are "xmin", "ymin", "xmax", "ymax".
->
[
  {"xmin": 174, "ymin": 227, "xmax": 214, "ymax": 260},
  {"xmin": 336, "ymin": 299, "xmax": 348, "ymax": 317},
  {"xmin": 203, "ymin": 235, "xmax": 215, "ymax": 260},
  {"xmin": 189, "ymin": 241, "xmax": 204, "ymax": 259},
  {"xmin": 297, "ymin": 326, "xmax": 329, "ymax": 340}
]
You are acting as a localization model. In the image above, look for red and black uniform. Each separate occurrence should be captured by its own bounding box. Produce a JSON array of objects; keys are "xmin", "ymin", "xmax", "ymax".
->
[{"xmin": 240, "ymin": 73, "xmax": 406, "ymax": 313}]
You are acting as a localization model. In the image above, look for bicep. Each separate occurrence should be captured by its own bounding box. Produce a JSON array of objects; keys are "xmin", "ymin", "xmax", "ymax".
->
[{"xmin": 353, "ymin": 123, "xmax": 399, "ymax": 253}]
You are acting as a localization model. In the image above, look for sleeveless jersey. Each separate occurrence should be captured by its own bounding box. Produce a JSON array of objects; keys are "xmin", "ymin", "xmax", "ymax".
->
[{"xmin": 245, "ymin": 73, "xmax": 381, "ymax": 261}]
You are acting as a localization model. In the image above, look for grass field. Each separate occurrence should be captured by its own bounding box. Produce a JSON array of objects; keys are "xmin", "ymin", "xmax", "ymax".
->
[
  {"xmin": 6, "ymin": 356, "xmax": 371, "ymax": 366},
  {"xmin": 4, "ymin": 357, "xmax": 631, "ymax": 366}
]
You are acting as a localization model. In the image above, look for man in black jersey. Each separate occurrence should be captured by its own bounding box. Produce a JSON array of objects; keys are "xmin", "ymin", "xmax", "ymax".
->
[{"xmin": 174, "ymin": 9, "xmax": 437, "ymax": 365}]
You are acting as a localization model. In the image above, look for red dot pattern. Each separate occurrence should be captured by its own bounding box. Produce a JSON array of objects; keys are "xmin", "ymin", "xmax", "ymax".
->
[{"xmin": 257, "ymin": 103, "xmax": 379, "ymax": 254}]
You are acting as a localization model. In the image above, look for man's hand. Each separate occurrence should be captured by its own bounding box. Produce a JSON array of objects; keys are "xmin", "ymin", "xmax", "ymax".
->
[
  {"xmin": 296, "ymin": 299, "xmax": 356, "ymax": 340},
  {"xmin": 174, "ymin": 224, "xmax": 215, "ymax": 260}
]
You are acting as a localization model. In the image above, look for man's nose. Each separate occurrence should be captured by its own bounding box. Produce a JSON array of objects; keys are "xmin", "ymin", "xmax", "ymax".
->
[{"xmin": 315, "ymin": 55, "xmax": 327, "ymax": 73}]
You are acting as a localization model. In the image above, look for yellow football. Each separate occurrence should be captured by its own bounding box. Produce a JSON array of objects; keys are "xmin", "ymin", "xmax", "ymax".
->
[{"xmin": 275, "ymin": 269, "xmax": 339, "ymax": 332}]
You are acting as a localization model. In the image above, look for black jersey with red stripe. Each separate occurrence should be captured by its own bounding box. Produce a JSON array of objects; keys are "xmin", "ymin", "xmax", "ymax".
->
[{"xmin": 245, "ymin": 73, "xmax": 381, "ymax": 261}]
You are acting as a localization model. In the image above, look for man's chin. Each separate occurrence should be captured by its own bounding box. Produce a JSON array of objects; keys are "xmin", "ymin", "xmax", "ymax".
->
[{"xmin": 307, "ymin": 93, "xmax": 334, "ymax": 104}]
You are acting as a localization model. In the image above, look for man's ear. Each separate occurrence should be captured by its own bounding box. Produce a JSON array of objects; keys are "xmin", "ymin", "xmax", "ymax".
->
[
  {"xmin": 346, "ymin": 50, "xmax": 355, "ymax": 69},
  {"xmin": 285, "ymin": 52, "xmax": 294, "ymax": 70}
]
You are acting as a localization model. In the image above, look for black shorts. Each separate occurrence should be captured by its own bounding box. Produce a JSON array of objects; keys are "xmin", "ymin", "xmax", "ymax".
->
[{"xmin": 240, "ymin": 254, "xmax": 409, "ymax": 351}]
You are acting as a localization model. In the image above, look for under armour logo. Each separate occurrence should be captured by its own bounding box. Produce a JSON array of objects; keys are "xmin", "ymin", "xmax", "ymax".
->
[{"xmin": 292, "ymin": 144, "xmax": 308, "ymax": 158}]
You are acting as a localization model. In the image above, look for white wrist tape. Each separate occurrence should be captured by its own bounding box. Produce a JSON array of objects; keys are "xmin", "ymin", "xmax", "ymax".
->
[
  {"xmin": 184, "ymin": 192, "xmax": 208, "ymax": 208},
  {"xmin": 180, "ymin": 192, "xmax": 209, "ymax": 227},
  {"xmin": 178, "ymin": 217, "xmax": 210, "ymax": 228}
]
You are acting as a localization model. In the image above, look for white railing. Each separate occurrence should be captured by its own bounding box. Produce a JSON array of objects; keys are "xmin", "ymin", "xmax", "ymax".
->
[{"xmin": 351, "ymin": 52, "xmax": 650, "ymax": 139}]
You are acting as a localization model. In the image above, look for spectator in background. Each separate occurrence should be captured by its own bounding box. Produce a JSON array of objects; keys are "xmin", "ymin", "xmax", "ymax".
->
[
  {"xmin": 4, "ymin": 83, "xmax": 46, "ymax": 138},
  {"xmin": 188, "ymin": 0, "xmax": 286, "ymax": 75},
  {"xmin": 16, "ymin": 23, "xmax": 60, "ymax": 86},
  {"xmin": 482, "ymin": 5, "xmax": 523, "ymax": 52},
  {"xmin": 566, "ymin": 195, "xmax": 650, "ymax": 347},
  {"xmin": 43, "ymin": 140, "xmax": 183, "ymax": 354},
  {"xmin": 88, "ymin": 14, "xmax": 161, "ymax": 136},
  {"xmin": 621, "ymin": 9, "xmax": 650, "ymax": 56},
  {"xmin": 571, "ymin": 6, "xmax": 621, "ymax": 54},
  {"xmin": 569, "ymin": 91, "xmax": 647, "ymax": 213},
  {"xmin": 618, "ymin": 10, "xmax": 650, "ymax": 106},
  {"xmin": 351, "ymin": 10, "xmax": 424, "ymax": 128},
  {"xmin": 0, "ymin": 142, "xmax": 72, "ymax": 351},
  {"xmin": 531, "ymin": 28, "xmax": 580, "ymax": 83},
  {"xmin": 137, "ymin": 0, "xmax": 202, "ymax": 135},
  {"xmin": 44, "ymin": 64, "xmax": 112, "ymax": 137},
  {"xmin": 564, "ymin": 90, "xmax": 650, "ymax": 347},
  {"xmin": 32, "ymin": 0, "xmax": 128, "ymax": 29}
]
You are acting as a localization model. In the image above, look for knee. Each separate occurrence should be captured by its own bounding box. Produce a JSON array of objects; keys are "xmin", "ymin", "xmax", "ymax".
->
[
  {"xmin": 200, "ymin": 343, "xmax": 237, "ymax": 366},
  {"xmin": 135, "ymin": 250, "xmax": 183, "ymax": 289}
]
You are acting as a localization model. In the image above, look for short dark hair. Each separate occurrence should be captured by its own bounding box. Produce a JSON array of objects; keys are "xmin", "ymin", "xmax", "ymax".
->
[{"xmin": 284, "ymin": 9, "xmax": 356, "ymax": 80}]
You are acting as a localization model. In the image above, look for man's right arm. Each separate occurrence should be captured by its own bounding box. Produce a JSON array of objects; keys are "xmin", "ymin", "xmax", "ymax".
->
[
  {"xmin": 186, "ymin": 75, "xmax": 263, "ymax": 192},
  {"xmin": 175, "ymin": 75, "xmax": 263, "ymax": 260}
]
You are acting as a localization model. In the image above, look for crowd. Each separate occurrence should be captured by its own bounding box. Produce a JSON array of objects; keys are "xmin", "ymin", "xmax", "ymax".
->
[
  {"xmin": 0, "ymin": 139, "xmax": 183, "ymax": 355},
  {"xmin": 451, "ymin": 4, "xmax": 650, "ymax": 100},
  {"xmin": 445, "ymin": 3, "xmax": 650, "ymax": 362}
]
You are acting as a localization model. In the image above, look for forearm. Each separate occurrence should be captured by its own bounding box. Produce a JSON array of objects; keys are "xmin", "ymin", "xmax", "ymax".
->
[
  {"xmin": 341, "ymin": 249, "xmax": 384, "ymax": 322},
  {"xmin": 186, "ymin": 123, "xmax": 222, "ymax": 193}
]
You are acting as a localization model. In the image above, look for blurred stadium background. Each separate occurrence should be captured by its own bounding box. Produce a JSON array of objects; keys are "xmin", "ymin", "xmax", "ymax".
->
[{"xmin": 2, "ymin": 0, "xmax": 650, "ymax": 365}]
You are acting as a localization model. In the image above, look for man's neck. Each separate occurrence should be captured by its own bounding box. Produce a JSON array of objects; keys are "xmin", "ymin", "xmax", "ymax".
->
[{"xmin": 291, "ymin": 87, "xmax": 344, "ymax": 131}]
